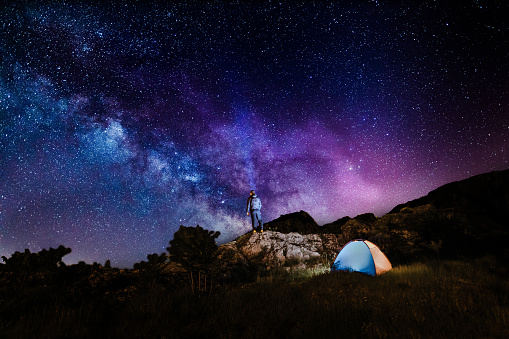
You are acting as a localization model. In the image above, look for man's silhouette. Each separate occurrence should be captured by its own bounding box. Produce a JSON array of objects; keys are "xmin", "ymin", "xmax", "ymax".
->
[{"xmin": 246, "ymin": 190, "xmax": 263, "ymax": 232}]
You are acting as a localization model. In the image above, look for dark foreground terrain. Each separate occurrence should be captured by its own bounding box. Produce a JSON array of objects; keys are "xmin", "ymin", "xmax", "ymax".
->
[{"xmin": 1, "ymin": 255, "xmax": 509, "ymax": 338}]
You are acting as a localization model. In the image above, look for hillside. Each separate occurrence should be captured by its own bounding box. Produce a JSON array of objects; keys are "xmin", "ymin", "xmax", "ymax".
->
[{"xmin": 220, "ymin": 169, "xmax": 509, "ymax": 275}]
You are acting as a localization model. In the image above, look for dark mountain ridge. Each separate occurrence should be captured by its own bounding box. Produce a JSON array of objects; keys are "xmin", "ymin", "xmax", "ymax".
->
[{"xmin": 389, "ymin": 169, "xmax": 509, "ymax": 225}]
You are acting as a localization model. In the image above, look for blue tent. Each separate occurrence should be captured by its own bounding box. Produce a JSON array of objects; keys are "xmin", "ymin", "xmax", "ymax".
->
[{"xmin": 331, "ymin": 239, "xmax": 392, "ymax": 276}]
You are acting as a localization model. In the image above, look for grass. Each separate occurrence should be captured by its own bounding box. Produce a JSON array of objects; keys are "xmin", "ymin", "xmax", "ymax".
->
[{"xmin": 1, "ymin": 257, "xmax": 509, "ymax": 338}]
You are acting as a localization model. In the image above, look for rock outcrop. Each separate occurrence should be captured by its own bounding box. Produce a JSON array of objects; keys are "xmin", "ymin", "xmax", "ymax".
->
[
  {"xmin": 238, "ymin": 231, "xmax": 323, "ymax": 265},
  {"xmin": 214, "ymin": 231, "xmax": 346, "ymax": 281}
]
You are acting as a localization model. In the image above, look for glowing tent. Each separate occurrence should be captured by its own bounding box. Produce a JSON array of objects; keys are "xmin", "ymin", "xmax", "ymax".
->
[{"xmin": 331, "ymin": 239, "xmax": 392, "ymax": 276}]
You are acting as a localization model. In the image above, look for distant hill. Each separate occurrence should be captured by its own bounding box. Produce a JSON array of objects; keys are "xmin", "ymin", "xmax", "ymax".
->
[{"xmin": 389, "ymin": 169, "xmax": 509, "ymax": 226}]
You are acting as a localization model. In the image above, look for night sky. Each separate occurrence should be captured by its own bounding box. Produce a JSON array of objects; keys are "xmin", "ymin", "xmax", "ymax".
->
[{"xmin": 1, "ymin": 1, "xmax": 507, "ymax": 267}]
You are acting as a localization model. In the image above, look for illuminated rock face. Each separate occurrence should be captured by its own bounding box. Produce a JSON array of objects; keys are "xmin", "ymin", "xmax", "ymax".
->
[
  {"xmin": 240, "ymin": 231, "xmax": 322, "ymax": 263},
  {"xmin": 218, "ymin": 231, "xmax": 345, "ymax": 269},
  {"xmin": 213, "ymin": 231, "xmax": 346, "ymax": 282}
]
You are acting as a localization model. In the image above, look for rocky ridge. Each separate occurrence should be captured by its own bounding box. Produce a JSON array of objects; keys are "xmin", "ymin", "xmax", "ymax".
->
[{"xmin": 214, "ymin": 169, "xmax": 509, "ymax": 280}]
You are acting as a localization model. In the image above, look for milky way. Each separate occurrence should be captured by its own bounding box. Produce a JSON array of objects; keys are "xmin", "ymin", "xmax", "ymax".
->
[{"xmin": 1, "ymin": 1, "xmax": 507, "ymax": 267}]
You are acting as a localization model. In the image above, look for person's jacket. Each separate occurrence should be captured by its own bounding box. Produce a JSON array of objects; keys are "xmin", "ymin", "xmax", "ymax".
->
[{"xmin": 246, "ymin": 194, "xmax": 262, "ymax": 212}]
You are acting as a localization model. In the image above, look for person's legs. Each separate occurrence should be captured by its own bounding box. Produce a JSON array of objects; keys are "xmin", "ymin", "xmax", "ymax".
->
[
  {"xmin": 253, "ymin": 210, "xmax": 263, "ymax": 231},
  {"xmin": 250, "ymin": 212, "xmax": 257, "ymax": 231}
]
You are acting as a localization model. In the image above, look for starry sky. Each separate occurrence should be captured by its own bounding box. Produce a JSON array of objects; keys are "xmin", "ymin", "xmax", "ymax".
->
[{"xmin": 1, "ymin": 1, "xmax": 507, "ymax": 267}]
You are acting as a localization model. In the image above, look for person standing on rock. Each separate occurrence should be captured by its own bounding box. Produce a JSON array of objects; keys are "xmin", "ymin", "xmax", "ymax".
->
[{"xmin": 246, "ymin": 190, "xmax": 263, "ymax": 233}]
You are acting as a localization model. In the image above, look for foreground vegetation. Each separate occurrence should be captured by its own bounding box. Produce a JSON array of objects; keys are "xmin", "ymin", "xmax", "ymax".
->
[{"xmin": 1, "ymin": 256, "xmax": 508, "ymax": 338}]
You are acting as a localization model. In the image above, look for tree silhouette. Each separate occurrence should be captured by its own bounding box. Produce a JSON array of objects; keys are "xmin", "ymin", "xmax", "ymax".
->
[
  {"xmin": 1, "ymin": 245, "xmax": 71, "ymax": 273},
  {"xmin": 167, "ymin": 225, "xmax": 220, "ymax": 293}
]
